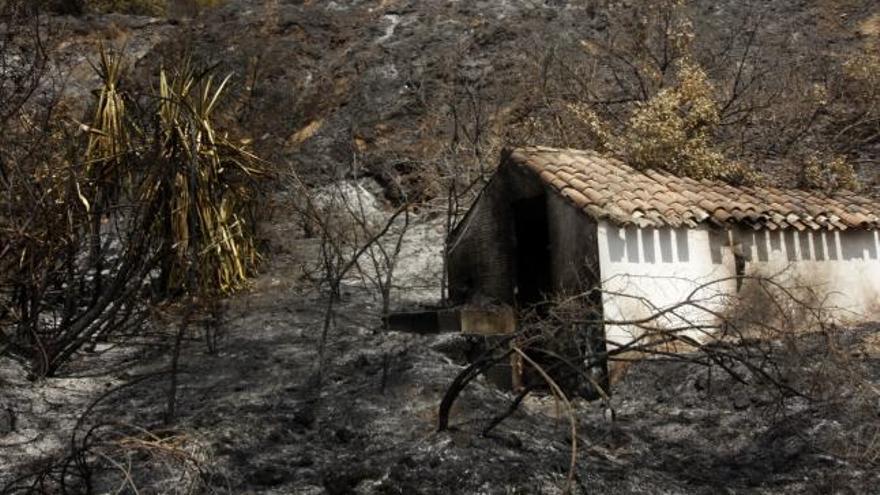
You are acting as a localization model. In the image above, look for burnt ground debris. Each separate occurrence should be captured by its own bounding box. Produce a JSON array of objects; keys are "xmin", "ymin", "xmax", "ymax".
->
[
  {"xmin": 2, "ymin": 199, "xmax": 879, "ymax": 493},
  {"xmin": 2, "ymin": 0, "xmax": 880, "ymax": 493}
]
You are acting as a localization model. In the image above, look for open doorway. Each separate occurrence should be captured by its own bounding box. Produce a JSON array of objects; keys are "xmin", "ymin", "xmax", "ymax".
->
[
  {"xmin": 512, "ymin": 195, "xmax": 551, "ymax": 309},
  {"xmin": 510, "ymin": 194, "xmax": 608, "ymax": 400}
]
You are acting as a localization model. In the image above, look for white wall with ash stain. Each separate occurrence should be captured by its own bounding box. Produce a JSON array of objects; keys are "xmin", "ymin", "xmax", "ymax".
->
[{"xmin": 597, "ymin": 220, "xmax": 880, "ymax": 351}]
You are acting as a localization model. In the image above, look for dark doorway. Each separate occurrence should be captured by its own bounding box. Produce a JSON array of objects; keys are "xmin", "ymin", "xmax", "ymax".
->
[{"xmin": 512, "ymin": 195, "xmax": 551, "ymax": 308}]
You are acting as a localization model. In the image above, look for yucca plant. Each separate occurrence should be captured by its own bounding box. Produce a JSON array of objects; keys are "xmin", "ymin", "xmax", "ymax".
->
[
  {"xmin": 148, "ymin": 59, "xmax": 262, "ymax": 296},
  {"xmin": 84, "ymin": 47, "xmax": 132, "ymax": 186},
  {"xmin": 79, "ymin": 47, "xmax": 136, "ymax": 303},
  {"xmin": 86, "ymin": 49, "xmax": 263, "ymax": 297},
  {"xmin": 1, "ymin": 44, "xmax": 263, "ymax": 377}
]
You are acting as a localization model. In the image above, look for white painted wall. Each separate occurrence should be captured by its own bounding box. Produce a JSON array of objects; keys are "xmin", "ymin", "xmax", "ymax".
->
[
  {"xmin": 596, "ymin": 220, "xmax": 880, "ymax": 351},
  {"xmin": 596, "ymin": 221, "xmax": 736, "ymax": 350},
  {"xmin": 731, "ymin": 227, "xmax": 880, "ymax": 320}
]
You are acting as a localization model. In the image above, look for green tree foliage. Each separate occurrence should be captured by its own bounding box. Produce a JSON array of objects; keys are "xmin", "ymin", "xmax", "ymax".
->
[
  {"xmin": 569, "ymin": 59, "xmax": 759, "ymax": 184},
  {"xmin": 801, "ymin": 154, "xmax": 860, "ymax": 193}
]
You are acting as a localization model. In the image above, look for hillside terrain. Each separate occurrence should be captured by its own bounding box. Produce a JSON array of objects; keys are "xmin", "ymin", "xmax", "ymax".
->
[
  {"xmin": 2, "ymin": 0, "xmax": 880, "ymax": 493},
  {"xmin": 40, "ymin": 0, "xmax": 880, "ymax": 190}
]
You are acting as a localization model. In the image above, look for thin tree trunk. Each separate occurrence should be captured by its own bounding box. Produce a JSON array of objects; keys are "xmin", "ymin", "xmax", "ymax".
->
[{"xmin": 164, "ymin": 306, "xmax": 192, "ymax": 425}]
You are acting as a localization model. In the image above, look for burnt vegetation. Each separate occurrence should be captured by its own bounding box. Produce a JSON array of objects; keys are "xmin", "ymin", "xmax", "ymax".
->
[
  {"xmin": 0, "ymin": 0, "xmax": 879, "ymax": 493},
  {"xmin": 0, "ymin": 6, "xmax": 262, "ymax": 379}
]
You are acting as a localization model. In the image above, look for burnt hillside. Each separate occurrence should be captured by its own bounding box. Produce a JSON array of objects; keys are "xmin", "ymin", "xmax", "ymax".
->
[
  {"xmin": 41, "ymin": 0, "xmax": 880, "ymax": 192},
  {"xmin": 1, "ymin": 1, "xmax": 879, "ymax": 494}
]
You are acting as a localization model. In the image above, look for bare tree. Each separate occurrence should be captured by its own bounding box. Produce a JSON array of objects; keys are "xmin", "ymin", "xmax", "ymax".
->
[
  {"xmin": 435, "ymin": 272, "xmax": 865, "ymax": 494},
  {"xmin": 286, "ymin": 164, "xmax": 409, "ymax": 384}
]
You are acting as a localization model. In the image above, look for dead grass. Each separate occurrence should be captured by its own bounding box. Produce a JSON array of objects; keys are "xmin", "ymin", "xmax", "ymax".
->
[
  {"xmin": 86, "ymin": 0, "xmax": 167, "ymax": 15},
  {"xmin": 85, "ymin": 0, "xmax": 225, "ymax": 16},
  {"xmin": 859, "ymin": 13, "xmax": 880, "ymax": 37}
]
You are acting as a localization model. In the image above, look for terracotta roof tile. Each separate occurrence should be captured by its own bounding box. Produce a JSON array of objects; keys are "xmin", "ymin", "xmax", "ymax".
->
[{"xmin": 506, "ymin": 146, "xmax": 880, "ymax": 230}]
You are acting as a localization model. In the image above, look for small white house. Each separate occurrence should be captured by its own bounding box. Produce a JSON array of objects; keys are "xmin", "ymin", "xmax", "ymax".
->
[{"xmin": 447, "ymin": 146, "xmax": 880, "ymax": 378}]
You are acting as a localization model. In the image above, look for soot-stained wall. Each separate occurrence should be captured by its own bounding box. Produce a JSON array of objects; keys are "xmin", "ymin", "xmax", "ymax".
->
[
  {"xmin": 447, "ymin": 163, "xmax": 544, "ymax": 305},
  {"xmin": 448, "ymin": 162, "xmax": 602, "ymax": 306},
  {"xmin": 546, "ymin": 193, "xmax": 600, "ymax": 294}
]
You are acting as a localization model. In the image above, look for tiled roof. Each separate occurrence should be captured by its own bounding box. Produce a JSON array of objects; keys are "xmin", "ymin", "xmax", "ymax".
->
[{"xmin": 507, "ymin": 146, "xmax": 880, "ymax": 230}]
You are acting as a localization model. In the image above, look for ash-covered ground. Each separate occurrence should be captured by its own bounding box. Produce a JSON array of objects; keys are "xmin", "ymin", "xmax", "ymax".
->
[
  {"xmin": 2, "ymin": 0, "xmax": 880, "ymax": 492},
  {"xmin": 2, "ymin": 188, "xmax": 879, "ymax": 494}
]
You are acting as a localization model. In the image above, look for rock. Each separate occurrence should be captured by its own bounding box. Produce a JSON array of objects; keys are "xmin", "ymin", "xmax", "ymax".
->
[
  {"xmin": 293, "ymin": 405, "xmax": 317, "ymax": 430},
  {"xmin": 732, "ymin": 393, "xmax": 751, "ymax": 411},
  {"xmin": 334, "ymin": 427, "xmax": 355, "ymax": 444},
  {"xmin": 311, "ymin": 180, "xmax": 388, "ymax": 229},
  {"xmin": 494, "ymin": 432, "xmax": 523, "ymax": 450},
  {"xmin": 430, "ymin": 333, "xmax": 474, "ymax": 364},
  {"xmin": 247, "ymin": 464, "xmax": 288, "ymax": 487},
  {"xmin": 322, "ymin": 465, "xmax": 380, "ymax": 495},
  {"xmin": 0, "ymin": 408, "xmax": 15, "ymax": 436},
  {"xmin": 398, "ymin": 454, "xmax": 418, "ymax": 469}
]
